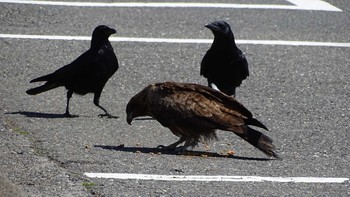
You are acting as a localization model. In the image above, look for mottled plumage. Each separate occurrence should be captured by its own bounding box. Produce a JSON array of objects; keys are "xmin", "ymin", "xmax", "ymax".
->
[
  {"xmin": 126, "ymin": 82, "xmax": 278, "ymax": 158},
  {"xmin": 201, "ymin": 21, "xmax": 249, "ymax": 96},
  {"xmin": 26, "ymin": 25, "xmax": 119, "ymax": 118}
]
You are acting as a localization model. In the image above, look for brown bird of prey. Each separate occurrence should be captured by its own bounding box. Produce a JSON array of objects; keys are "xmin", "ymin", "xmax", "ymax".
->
[
  {"xmin": 126, "ymin": 82, "xmax": 278, "ymax": 158},
  {"xmin": 26, "ymin": 25, "xmax": 119, "ymax": 118},
  {"xmin": 201, "ymin": 21, "xmax": 249, "ymax": 97}
]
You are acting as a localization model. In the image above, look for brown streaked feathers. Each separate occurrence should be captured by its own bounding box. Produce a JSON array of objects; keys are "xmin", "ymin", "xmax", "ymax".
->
[{"xmin": 126, "ymin": 82, "xmax": 278, "ymax": 158}]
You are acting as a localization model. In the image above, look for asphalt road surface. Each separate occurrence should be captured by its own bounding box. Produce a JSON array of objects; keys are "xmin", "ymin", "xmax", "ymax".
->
[{"xmin": 1, "ymin": 0, "xmax": 349, "ymax": 196}]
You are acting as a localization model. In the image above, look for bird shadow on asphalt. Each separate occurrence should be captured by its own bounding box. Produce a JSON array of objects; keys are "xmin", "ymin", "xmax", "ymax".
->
[
  {"xmin": 5, "ymin": 111, "xmax": 80, "ymax": 119},
  {"xmin": 94, "ymin": 144, "xmax": 273, "ymax": 161}
]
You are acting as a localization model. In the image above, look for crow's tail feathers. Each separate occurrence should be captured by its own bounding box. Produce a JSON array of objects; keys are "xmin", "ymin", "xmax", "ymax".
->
[
  {"xmin": 26, "ymin": 82, "xmax": 58, "ymax": 95},
  {"xmin": 235, "ymin": 127, "xmax": 280, "ymax": 159}
]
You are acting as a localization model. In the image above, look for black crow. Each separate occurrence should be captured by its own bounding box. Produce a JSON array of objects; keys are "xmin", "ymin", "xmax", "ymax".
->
[
  {"xmin": 126, "ymin": 82, "xmax": 278, "ymax": 158},
  {"xmin": 26, "ymin": 25, "xmax": 119, "ymax": 118},
  {"xmin": 200, "ymin": 21, "xmax": 249, "ymax": 97}
]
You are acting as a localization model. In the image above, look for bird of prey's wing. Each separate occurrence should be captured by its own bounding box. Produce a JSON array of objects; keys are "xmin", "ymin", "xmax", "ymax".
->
[{"xmin": 126, "ymin": 82, "xmax": 278, "ymax": 158}]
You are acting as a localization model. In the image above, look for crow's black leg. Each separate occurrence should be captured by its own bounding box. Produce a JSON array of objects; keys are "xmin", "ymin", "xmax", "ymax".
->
[
  {"xmin": 64, "ymin": 90, "xmax": 75, "ymax": 117},
  {"xmin": 93, "ymin": 92, "xmax": 118, "ymax": 119}
]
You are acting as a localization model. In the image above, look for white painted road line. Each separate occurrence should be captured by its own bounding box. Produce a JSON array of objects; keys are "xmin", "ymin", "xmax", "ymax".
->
[
  {"xmin": 0, "ymin": 0, "xmax": 342, "ymax": 12},
  {"xmin": 84, "ymin": 173, "xmax": 349, "ymax": 183},
  {"xmin": 1, "ymin": 34, "xmax": 350, "ymax": 48},
  {"xmin": 286, "ymin": 0, "xmax": 341, "ymax": 11}
]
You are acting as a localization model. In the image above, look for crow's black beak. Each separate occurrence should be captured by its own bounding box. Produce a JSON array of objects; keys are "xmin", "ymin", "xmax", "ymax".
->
[
  {"xmin": 204, "ymin": 24, "xmax": 211, "ymax": 28},
  {"xmin": 126, "ymin": 114, "xmax": 133, "ymax": 125},
  {"xmin": 109, "ymin": 28, "xmax": 117, "ymax": 35},
  {"xmin": 205, "ymin": 23, "xmax": 218, "ymax": 31}
]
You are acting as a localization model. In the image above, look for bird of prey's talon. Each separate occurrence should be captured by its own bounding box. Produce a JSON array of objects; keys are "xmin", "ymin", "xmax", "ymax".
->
[
  {"xmin": 157, "ymin": 145, "xmax": 167, "ymax": 150},
  {"xmin": 157, "ymin": 145, "xmax": 177, "ymax": 151},
  {"xmin": 173, "ymin": 147, "xmax": 186, "ymax": 154},
  {"xmin": 64, "ymin": 113, "xmax": 78, "ymax": 118},
  {"xmin": 98, "ymin": 114, "xmax": 119, "ymax": 119},
  {"xmin": 157, "ymin": 145, "xmax": 184, "ymax": 154}
]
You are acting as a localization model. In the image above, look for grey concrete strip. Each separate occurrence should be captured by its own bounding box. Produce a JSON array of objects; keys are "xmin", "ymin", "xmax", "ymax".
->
[{"xmin": 0, "ymin": 174, "xmax": 25, "ymax": 197}]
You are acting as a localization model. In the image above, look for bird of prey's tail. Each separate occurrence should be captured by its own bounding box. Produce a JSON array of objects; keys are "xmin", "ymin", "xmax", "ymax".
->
[
  {"xmin": 235, "ymin": 127, "xmax": 279, "ymax": 159},
  {"xmin": 244, "ymin": 118, "xmax": 269, "ymax": 131},
  {"xmin": 26, "ymin": 74, "xmax": 58, "ymax": 95}
]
